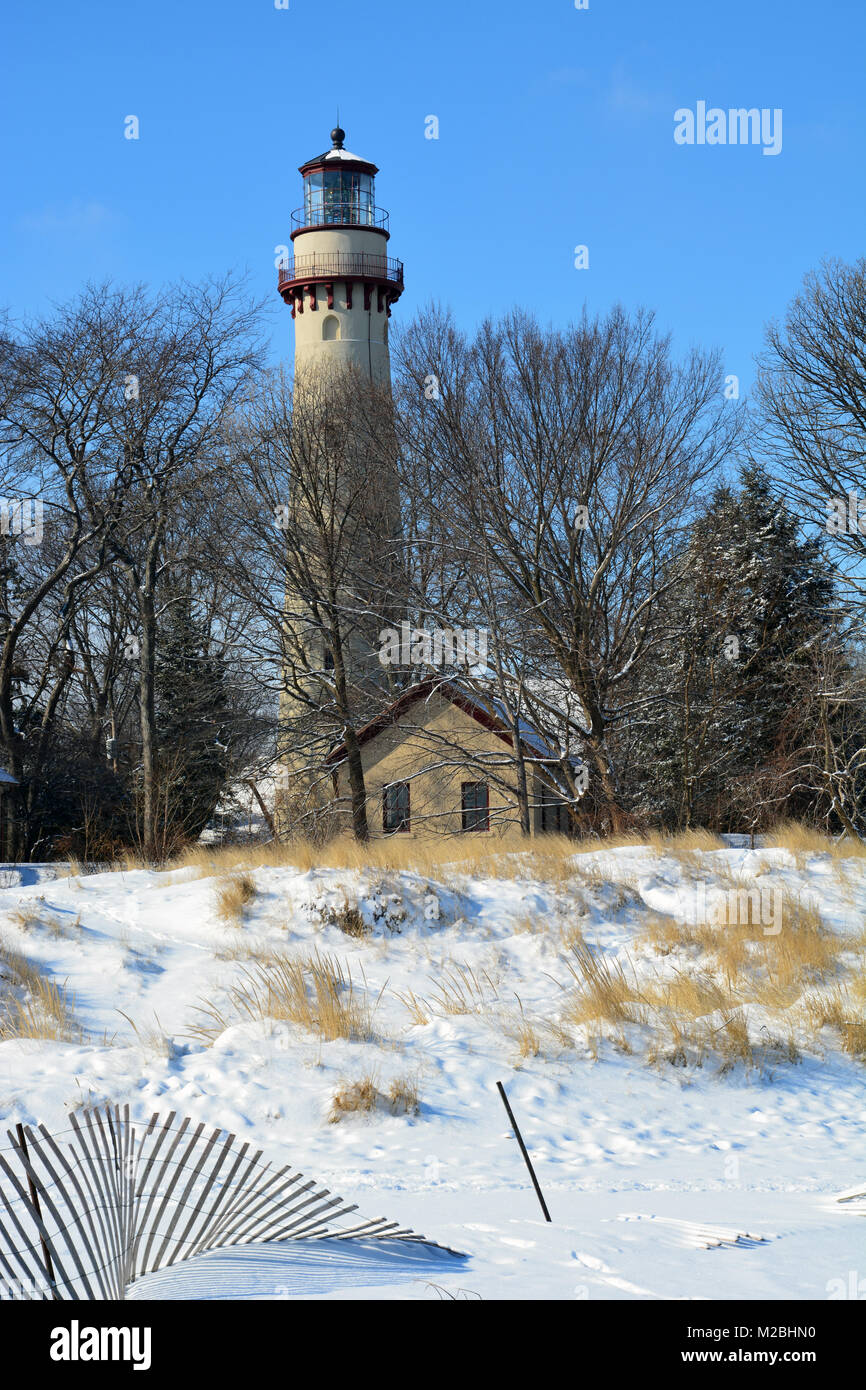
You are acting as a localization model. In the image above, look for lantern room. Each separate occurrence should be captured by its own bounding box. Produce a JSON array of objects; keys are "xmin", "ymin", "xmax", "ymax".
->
[
  {"xmin": 292, "ymin": 128, "xmax": 388, "ymax": 235},
  {"xmin": 278, "ymin": 125, "xmax": 404, "ymax": 341}
]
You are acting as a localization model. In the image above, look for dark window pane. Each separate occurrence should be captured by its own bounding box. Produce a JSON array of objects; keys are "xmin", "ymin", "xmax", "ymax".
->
[
  {"xmin": 461, "ymin": 781, "xmax": 489, "ymax": 832},
  {"xmin": 383, "ymin": 782, "xmax": 410, "ymax": 833},
  {"xmin": 539, "ymin": 781, "xmax": 560, "ymax": 834}
]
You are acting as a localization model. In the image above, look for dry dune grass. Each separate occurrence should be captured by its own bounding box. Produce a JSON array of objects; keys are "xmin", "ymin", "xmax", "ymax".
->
[
  {"xmin": 428, "ymin": 962, "xmax": 498, "ymax": 1016},
  {"xmin": 561, "ymin": 943, "xmax": 646, "ymax": 1027},
  {"xmin": 803, "ymin": 986, "xmax": 849, "ymax": 1031},
  {"xmin": 149, "ymin": 826, "xmax": 729, "ymax": 885},
  {"xmin": 840, "ymin": 1022, "xmax": 866, "ymax": 1058},
  {"xmin": 753, "ymin": 897, "xmax": 836, "ymax": 1005},
  {"xmin": 645, "ymin": 1009, "xmax": 799, "ymax": 1074},
  {"xmin": 387, "ymin": 1074, "xmax": 421, "ymax": 1114},
  {"xmin": 329, "ymin": 1075, "xmax": 379, "ymax": 1122},
  {"xmin": 558, "ymin": 870, "xmax": 862, "ymax": 1070},
  {"xmin": 6, "ymin": 904, "xmax": 82, "ymax": 940},
  {"xmin": 320, "ymin": 897, "xmax": 370, "ymax": 938},
  {"xmin": 7, "ymin": 904, "xmax": 46, "ymax": 932},
  {"xmin": 641, "ymin": 889, "xmax": 836, "ymax": 995},
  {"xmin": 329, "ymin": 1073, "xmax": 420, "ymax": 1122},
  {"xmin": 0, "ymin": 942, "xmax": 81, "ymax": 1042},
  {"xmin": 69, "ymin": 820, "xmax": 866, "ymax": 886},
  {"xmin": 215, "ymin": 872, "xmax": 257, "ymax": 925},
  {"xmin": 645, "ymin": 968, "xmax": 731, "ymax": 1021},
  {"xmin": 190, "ymin": 949, "xmax": 380, "ymax": 1044},
  {"xmin": 174, "ymin": 832, "xmax": 584, "ymax": 883},
  {"xmin": 632, "ymin": 885, "xmax": 862, "ymax": 1066},
  {"xmin": 573, "ymin": 828, "xmax": 726, "ymax": 857},
  {"xmin": 396, "ymin": 960, "xmax": 499, "ymax": 1023},
  {"xmin": 764, "ymin": 821, "xmax": 866, "ymax": 863},
  {"xmin": 117, "ymin": 1010, "xmax": 171, "ymax": 1061},
  {"xmin": 500, "ymin": 998, "xmax": 542, "ymax": 1059},
  {"xmin": 393, "ymin": 987, "xmax": 431, "ymax": 1026}
]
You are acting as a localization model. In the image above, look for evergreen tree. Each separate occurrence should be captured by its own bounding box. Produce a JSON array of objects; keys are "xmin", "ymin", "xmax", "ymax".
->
[
  {"xmin": 627, "ymin": 464, "xmax": 844, "ymax": 831},
  {"xmin": 155, "ymin": 594, "xmax": 229, "ymax": 844}
]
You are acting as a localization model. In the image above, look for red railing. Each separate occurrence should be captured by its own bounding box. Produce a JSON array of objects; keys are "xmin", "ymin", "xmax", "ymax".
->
[{"xmin": 278, "ymin": 253, "xmax": 404, "ymax": 288}]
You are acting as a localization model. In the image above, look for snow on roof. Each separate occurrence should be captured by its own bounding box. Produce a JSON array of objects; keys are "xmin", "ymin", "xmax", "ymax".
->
[{"xmin": 320, "ymin": 147, "xmax": 369, "ymax": 163}]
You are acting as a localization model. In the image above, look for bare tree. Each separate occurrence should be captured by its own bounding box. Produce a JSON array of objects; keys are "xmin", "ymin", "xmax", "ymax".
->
[
  {"xmin": 0, "ymin": 285, "xmax": 144, "ymax": 855},
  {"xmin": 102, "ymin": 275, "xmax": 265, "ymax": 858},
  {"xmin": 222, "ymin": 365, "xmax": 404, "ymax": 842},
  {"xmin": 393, "ymin": 305, "xmax": 741, "ymax": 831},
  {"xmin": 756, "ymin": 257, "xmax": 866, "ymax": 591}
]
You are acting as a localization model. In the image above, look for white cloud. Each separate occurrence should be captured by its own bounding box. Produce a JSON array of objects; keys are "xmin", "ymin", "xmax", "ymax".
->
[{"xmin": 18, "ymin": 200, "xmax": 115, "ymax": 236}]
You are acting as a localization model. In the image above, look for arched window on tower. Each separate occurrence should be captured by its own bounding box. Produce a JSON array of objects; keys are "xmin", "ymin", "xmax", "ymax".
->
[{"xmin": 322, "ymin": 315, "xmax": 340, "ymax": 341}]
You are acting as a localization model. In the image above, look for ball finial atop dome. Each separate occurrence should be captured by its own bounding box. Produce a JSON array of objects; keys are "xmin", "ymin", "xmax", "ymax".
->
[{"xmin": 330, "ymin": 126, "xmax": 346, "ymax": 149}]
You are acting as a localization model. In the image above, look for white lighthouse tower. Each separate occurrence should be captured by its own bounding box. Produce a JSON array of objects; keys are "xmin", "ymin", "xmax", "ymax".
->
[
  {"xmin": 275, "ymin": 128, "xmax": 405, "ymax": 828},
  {"xmin": 278, "ymin": 127, "xmax": 404, "ymax": 383}
]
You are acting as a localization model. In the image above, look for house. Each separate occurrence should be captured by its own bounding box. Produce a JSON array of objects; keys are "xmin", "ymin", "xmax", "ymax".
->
[{"xmin": 325, "ymin": 679, "xmax": 575, "ymax": 838}]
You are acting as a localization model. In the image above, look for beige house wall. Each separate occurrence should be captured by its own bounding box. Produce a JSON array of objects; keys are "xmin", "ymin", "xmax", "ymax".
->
[{"xmin": 332, "ymin": 691, "xmax": 570, "ymax": 838}]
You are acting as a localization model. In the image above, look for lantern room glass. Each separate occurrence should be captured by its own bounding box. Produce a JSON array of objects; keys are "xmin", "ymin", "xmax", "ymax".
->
[{"xmin": 303, "ymin": 169, "xmax": 374, "ymax": 226}]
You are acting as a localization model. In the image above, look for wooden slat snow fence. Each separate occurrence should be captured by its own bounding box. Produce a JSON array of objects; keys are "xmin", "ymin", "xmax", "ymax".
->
[{"xmin": 0, "ymin": 1105, "xmax": 461, "ymax": 1299}]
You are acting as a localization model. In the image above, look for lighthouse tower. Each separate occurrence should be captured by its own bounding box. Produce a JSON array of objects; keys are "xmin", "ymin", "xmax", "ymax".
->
[
  {"xmin": 275, "ymin": 129, "xmax": 405, "ymax": 826},
  {"xmin": 278, "ymin": 127, "xmax": 404, "ymax": 383}
]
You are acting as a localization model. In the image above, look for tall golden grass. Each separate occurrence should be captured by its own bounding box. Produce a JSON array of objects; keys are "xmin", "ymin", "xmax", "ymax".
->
[
  {"xmin": 763, "ymin": 822, "xmax": 866, "ymax": 861},
  {"xmin": 561, "ymin": 943, "xmax": 646, "ymax": 1026},
  {"xmin": 111, "ymin": 826, "xmax": 732, "ymax": 884},
  {"xmin": 62, "ymin": 820, "xmax": 866, "ymax": 888},
  {"xmin": 215, "ymin": 872, "xmax": 257, "ymax": 924},
  {"xmin": 0, "ymin": 942, "xmax": 81, "ymax": 1042},
  {"xmin": 189, "ymin": 949, "xmax": 381, "ymax": 1044}
]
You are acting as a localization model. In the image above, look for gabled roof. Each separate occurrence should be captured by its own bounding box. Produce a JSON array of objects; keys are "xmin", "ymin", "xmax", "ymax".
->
[{"xmin": 324, "ymin": 678, "xmax": 561, "ymax": 766}]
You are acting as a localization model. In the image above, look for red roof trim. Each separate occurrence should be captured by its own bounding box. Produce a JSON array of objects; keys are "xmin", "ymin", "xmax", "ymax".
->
[
  {"xmin": 299, "ymin": 157, "xmax": 379, "ymax": 177},
  {"xmin": 324, "ymin": 680, "xmax": 517, "ymax": 765}
]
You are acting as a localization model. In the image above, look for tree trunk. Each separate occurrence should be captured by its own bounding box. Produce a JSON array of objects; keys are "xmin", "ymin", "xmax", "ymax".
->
[
  {"xmin": 139, "ymin": 588, "xmax": 159, "ymax": 860},
  {"xmin": 330, "ymin": 620, "xmax": 369, "ymax": 842},
  {"xmin": 343, "ymin": 726, "xmax": 370, "ymax": 842}
]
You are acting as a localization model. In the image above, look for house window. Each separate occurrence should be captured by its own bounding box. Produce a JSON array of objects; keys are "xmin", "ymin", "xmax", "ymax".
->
[
  {"xmin": 383, "ymin": 782, "xmax": 410, "ymax": 833},
  {"xmin": 539, "ymin": 781, "xmax": 562, "ymax": 834},
  {"xmin": 461, "ymin": 781, "xmax": 489, "ymax": 832}
]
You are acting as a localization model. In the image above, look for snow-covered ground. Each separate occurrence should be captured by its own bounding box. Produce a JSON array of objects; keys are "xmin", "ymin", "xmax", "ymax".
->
[{"xmin": 1, "ymin": 844, "xmax": 864, "ymax": 1300}]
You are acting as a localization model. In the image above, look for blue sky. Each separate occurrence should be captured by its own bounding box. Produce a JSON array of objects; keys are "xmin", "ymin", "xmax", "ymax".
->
[{"xmin": 2, "ymin": 0, "xmax": 864, "ymax": 396}]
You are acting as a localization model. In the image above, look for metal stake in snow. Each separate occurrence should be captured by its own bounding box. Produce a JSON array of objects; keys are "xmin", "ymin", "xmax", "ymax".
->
[{"xmin": 496, "ymin": 1081, "xmax": 551, "ymax": 1222}]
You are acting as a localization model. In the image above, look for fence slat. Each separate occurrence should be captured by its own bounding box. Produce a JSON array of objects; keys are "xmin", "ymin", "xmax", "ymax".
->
[{"xmin": 0, "ymin": 1106, "xmax": 463, "ymax": 1298}]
